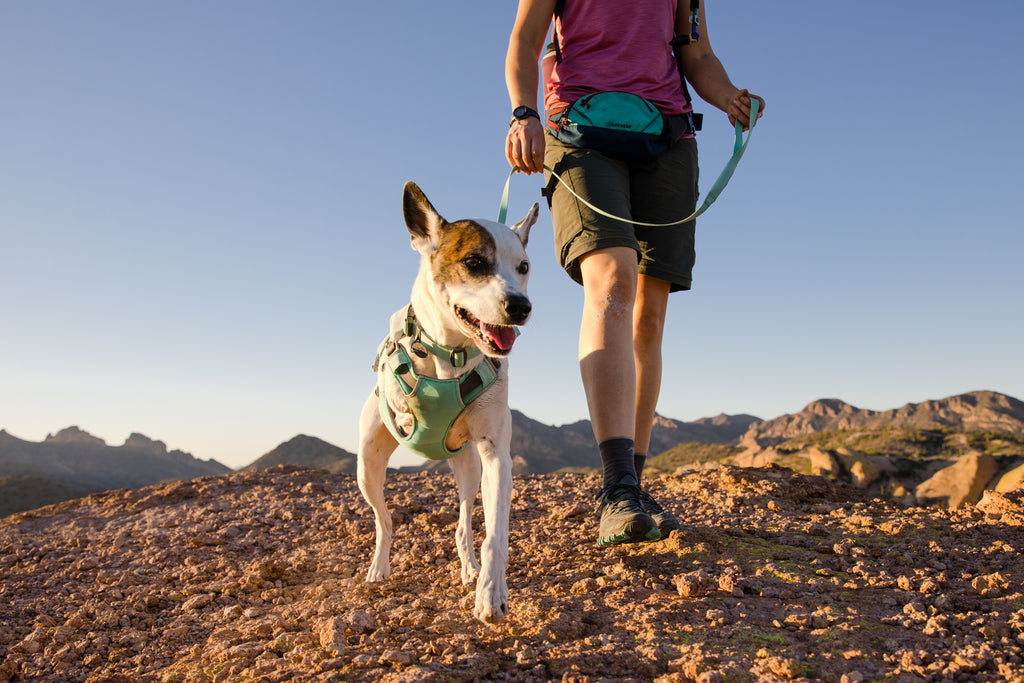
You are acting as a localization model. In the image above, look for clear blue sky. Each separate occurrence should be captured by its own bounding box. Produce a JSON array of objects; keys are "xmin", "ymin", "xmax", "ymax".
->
[{"xmin": 2, "ymin": 2, "xmax": 1022, "ymax": 470}]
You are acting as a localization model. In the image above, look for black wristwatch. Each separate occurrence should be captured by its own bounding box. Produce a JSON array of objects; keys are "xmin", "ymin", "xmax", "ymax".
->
[{"xmin": 509, "ymin": 106, "xmax": 540, "ymax": 127}]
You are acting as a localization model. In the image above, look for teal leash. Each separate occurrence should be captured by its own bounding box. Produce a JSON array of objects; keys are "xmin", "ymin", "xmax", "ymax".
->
[{"xmin": 498, "ymin": 98, "xmax": 758, "ymax": 225}]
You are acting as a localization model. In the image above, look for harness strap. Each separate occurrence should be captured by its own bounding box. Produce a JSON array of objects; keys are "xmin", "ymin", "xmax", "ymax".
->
[
  {"xmin": 403, "ymin": 304, "xmax": 480, "ymax": 368},
  {"xmin": 379, "ymin": 339, "xmax": 498, "ymax": 460},
  {"xmin": 497, "ymin": 97, "xmax": 757, "ymax": 226}
]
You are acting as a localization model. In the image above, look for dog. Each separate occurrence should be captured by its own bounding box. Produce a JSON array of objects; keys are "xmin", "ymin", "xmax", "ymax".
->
[{"xmin": 357, "ymin": 181, "xmax": 537, "ymax": 623}]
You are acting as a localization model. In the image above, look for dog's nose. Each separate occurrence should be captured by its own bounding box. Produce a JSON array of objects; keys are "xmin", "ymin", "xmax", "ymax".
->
[{"xmin": 504, "ymin": 295, "xmax": 532, "ymax": 324}]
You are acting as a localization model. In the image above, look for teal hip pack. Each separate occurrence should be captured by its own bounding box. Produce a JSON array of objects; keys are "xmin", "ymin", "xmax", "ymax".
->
[{"xmin": 548, "ymin": 91, "xmax": 701, "ymax": 162}]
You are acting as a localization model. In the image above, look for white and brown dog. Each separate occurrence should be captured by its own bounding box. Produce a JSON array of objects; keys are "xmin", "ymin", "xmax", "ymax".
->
[{"xmin": 357, "ymin": 181, "xmax": 537, "ymax": 623}]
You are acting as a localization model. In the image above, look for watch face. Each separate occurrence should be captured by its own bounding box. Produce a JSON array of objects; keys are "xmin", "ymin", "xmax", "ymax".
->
[{"xmin": 514, "ymin": 106, "xmax": 535, "ymax": 120}]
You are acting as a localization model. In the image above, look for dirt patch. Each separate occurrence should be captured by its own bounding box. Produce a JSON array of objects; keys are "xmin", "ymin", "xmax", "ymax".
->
[{"xmin": 2, "ymin": 464, "xmax": 1023, "ymax": 682}]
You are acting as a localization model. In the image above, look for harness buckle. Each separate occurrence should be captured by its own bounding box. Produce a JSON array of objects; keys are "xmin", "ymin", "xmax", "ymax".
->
[{"xmin": 403, "ymin": 305, "xmax": 417, "ymax": 337}]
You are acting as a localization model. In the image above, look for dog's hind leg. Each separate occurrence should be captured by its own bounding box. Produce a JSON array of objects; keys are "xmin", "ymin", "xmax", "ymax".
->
[
  {"xmin": 447, "ymin": 448, "xmax": 482, "ymax": 585},
  {"xmin": 357, "ymin": 392, "xmax": 398, "ymax": 582}
]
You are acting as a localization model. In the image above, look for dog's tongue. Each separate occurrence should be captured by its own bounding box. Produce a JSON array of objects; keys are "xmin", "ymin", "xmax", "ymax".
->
[{"xmin": 481, "ymin": 322, "xmax": 516, "ymax": 351}]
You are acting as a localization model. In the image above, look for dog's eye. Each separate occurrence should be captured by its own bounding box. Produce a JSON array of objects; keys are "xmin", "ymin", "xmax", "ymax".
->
[
  {"xmin": 463, "ymin": 255, "xmax": 488, "ymax": 273},
  {"xmin": 517, "ymin": 261, "xmax": 529, "ymax": 275}
]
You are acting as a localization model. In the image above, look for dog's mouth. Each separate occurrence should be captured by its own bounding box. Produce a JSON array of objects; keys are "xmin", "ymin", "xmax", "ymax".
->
[{"xmin": 455, "ymin": 306, "xmax": 518, "ymax": 355}]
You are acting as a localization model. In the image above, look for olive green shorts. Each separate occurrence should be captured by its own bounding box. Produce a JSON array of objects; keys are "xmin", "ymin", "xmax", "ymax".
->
[{"xmin": 543, "ymin": 132, "xmax": 699, "ymax": 292}]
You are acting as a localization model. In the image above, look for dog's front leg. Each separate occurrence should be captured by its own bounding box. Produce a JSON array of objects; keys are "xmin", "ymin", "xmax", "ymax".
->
[
  {"xmin": 357, "ymin": 392, "xmax": 398, "ymax": 582},
  {"xmin": 474, "ymin": 434, "xmax": 512, "ymax": 624},
  {"xmin": 447, "ymin": 448, "xmax": 482, "ymax": 585}
]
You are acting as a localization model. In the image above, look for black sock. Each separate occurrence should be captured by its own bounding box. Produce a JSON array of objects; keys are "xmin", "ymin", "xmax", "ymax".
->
[
  {"xmin": 634, "ymin": 453, "xmax": 647, "ymax": 485},
  {"xmin": 599, "ymin": 437, "xmax": 636, "ymax": 489}
]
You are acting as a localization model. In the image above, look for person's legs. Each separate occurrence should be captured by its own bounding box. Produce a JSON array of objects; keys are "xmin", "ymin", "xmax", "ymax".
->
[{"xmin": 544, "ymin": 136, "xmax": 693, "ymax": 545}]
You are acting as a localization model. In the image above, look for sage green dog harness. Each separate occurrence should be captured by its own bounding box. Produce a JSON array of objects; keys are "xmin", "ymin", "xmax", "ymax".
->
[{"xmin": 374, "ymin": 306, "xmax": 498, "ymax": 461}]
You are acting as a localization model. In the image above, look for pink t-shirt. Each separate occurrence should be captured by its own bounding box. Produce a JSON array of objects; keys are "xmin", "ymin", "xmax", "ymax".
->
[{"xmin": 543, "ymin": 0, "xmax": 692, "ymax": 119}]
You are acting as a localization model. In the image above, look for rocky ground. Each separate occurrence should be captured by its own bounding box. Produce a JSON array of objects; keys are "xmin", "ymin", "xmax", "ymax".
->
[{"xmin": 2, "ymin": 464, "xmax": 1024, "ymax": 683}]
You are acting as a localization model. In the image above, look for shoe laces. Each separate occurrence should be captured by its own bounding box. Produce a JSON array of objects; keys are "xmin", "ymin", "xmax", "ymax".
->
[
  {"xmin": 639, "ymin": 490, "xmax": 667, "ymax": 514},
  {"xmin": 598, "ymin": 480, "xmax": 646, "ymax": 513}
]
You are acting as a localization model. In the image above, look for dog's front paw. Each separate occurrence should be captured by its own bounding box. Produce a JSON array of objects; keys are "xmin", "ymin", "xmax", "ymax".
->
[
  {"xmin": 473, "ymin": 577, "xmax": 509, "ymax": 624},
  {"xmin": 365, "ymin": 560, "xmax": 391, "ymax": 582}
]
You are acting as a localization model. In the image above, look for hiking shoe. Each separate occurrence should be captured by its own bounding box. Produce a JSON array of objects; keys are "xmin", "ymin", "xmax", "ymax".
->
[
  {"xmin": 640, "ymin": 490, "xmax": 682, "ymax": 536},
  {"xmin": 596, "ymin": 476, "xmax": 661, "ymax": 547}
]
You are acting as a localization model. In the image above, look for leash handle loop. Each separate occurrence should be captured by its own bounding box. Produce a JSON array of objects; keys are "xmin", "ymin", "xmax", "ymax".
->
[{"xmin": 497, "ymin": 97, "xmax": 757, "ymax": 227}]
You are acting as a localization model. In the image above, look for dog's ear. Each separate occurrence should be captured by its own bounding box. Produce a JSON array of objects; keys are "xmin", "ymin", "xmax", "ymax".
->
[
  {"xmin": 403, "ymin": 181, "xmax": 445, "ymax": 251},
  {"xmin": 510, "ymin": 202, "xmax": 539, "ymax": 248}
]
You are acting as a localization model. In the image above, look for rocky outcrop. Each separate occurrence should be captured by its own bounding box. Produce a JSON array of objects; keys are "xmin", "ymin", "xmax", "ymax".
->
[
  {"xmin": 915, "ymin": 453, "xmax": 999, "ymax": 508},
  {"xmin": 724, "ymin": 391, "xmax": 1024, "ymax": 507},
  {"xmin": 718, "ymin": 444, "xmax": 1021, "ymax": 508},
  {"xmin": 997, "ymin": 462, "xmax": 1024, "ymax": 492},
  {"xmin": 977, "ymin": 487, "xmax": 1024, "ymax": 525},
  {"xmin": 807, "ymin": 446, "xmax": 840, "ymax": 477},
  {"xmin": 833, "ymin": 449, "xmax": 883, "ymax": 489}
]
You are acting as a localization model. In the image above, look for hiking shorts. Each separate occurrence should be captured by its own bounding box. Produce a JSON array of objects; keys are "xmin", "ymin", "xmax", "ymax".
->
[{"xmin": 543, "ymin": 132, "xmax": 699, "ymax": 292}]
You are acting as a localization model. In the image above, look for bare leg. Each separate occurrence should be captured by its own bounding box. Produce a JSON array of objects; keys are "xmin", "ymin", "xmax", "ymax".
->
[
  {"xmin": 633, "ymin": 274, "xmax": 671, "ymax": 455},
  {"xmin": 578, "ymin": 246, "xmax": 639, "ymax": 443}
]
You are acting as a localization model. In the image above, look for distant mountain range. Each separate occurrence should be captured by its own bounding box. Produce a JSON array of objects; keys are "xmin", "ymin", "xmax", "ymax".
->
[
  {"xmin": 739, "ymin": 390, "xmax": 1024, "ymax": 448},
  {"xmin": 4, "ymin": 391, "xmax": 1023, "ymax": 516},
  {"xmin": 0, "ymin": 427, "xmax": 231, "ymax": 517}
]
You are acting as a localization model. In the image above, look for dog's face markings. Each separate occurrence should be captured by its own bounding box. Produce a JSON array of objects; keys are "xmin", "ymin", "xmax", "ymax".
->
[
  {"xmin": 435, "ymin": 220, "xmax": 531, "ymax": 357},
  {"xmin": 433, "ymin": 220, "xmax": 498, "ymax": 286}
]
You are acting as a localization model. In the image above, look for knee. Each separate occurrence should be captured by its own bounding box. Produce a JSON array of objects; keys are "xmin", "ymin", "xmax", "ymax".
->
[
  {"xmin": 634, "ymin": 311, "xmax": 666, "ymax": 348},
  {"xmin": 580, "ymin": 249, "xmax": 638, "ymax": 308}
]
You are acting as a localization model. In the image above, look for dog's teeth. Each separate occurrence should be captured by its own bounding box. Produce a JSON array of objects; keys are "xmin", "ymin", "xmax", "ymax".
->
[{"xmin": 481, "ymin": 323, "xmax": 516, "ymax": 351}]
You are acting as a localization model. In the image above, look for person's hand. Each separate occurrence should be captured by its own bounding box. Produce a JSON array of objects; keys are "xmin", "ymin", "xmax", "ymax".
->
[
  {"xmin": 506, "ymin": 117, "xmax": 546, "ymax": 174},
  {"xmin": 726, "ymin": 89, "xmax": 765, "ymax": 131}
]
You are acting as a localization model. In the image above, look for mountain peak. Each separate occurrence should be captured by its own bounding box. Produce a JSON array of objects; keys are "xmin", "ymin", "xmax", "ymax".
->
[
  {"xmin": 244, "ymin": 435, "xmax": 356, "ymax": 474},
  {"xmin": 802, "ymin": 398, "xmax": 859, "ymax": 418},
  {"xmin": 44, "ymin": 426, "xmax": 106, "ymax": 447},
  {"xmin": 123, "ymin": 433, "xmax": 169, "ymax": 454}
]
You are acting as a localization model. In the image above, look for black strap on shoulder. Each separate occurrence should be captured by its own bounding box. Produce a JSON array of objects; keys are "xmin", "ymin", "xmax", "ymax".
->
[
  {"xmin": 549, "ymin": 0, "xmax": 566, "ymax": 65},
  {"xmin": 670, "ymin": 0, "xmax": 700, "ymax": 107}
]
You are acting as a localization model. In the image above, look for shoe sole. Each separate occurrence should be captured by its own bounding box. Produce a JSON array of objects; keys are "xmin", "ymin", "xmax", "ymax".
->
[
  {"xmin": 651, "ymin": 514, "xmax": 682, "ymax": 535},
  {"xmin": 597, "ymin": 523, "xmax": 662, "ymax": 547}
]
